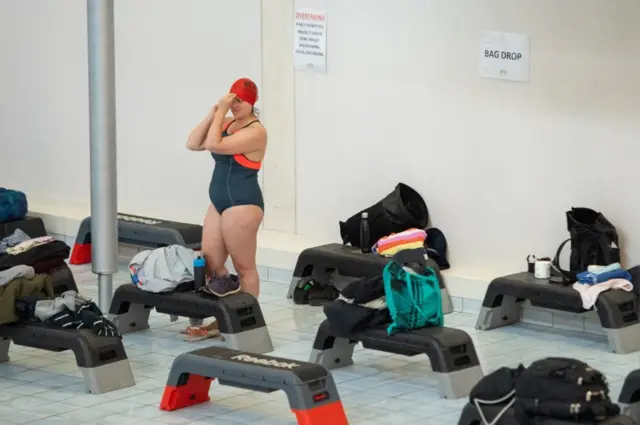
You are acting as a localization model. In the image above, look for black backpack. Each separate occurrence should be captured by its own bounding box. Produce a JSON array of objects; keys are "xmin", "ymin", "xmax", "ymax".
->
[
  {"xmin": 514, "ymin": 358, "xmax": 620, "ymax": 424},
  {"xmin": 469, "ymin": 364, "xmax": 526, "ymax": 425},
  {"xmin": 552, "ymin": 208, "xmax": 620, "ymax": 283}
]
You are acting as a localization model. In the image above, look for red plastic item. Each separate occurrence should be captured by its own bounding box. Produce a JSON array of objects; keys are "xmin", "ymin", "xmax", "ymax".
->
[
  {"xmin": 69, "ymin": 243, "xmax": 92, "ymax": 265},
  {"xmin": 159, "ymin": 374, "xmax": 213, "ymax": 411},
  {"xmin": 292, "ymin": 400, "xmax": 350, "ymax": 425}
]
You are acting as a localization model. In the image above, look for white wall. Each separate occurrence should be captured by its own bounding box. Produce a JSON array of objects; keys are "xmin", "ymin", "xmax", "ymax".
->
[
  {"xmin": 294, "ymin": 0, "xmax": 640, "ymax": 275},
  {"xmin": 114, "ymin": 0, "xmax": 261, "ymax": 225},
  {"xmin": 2, "ymin": 0, "xmax": 639, "ymax": 278},
  {"xmin": 0, "ymin": 1, "xmax": 90, "ymax": 203},
  {"xmin": 0, "ymin": 0, "xmax": 262, "ymax": 226}
]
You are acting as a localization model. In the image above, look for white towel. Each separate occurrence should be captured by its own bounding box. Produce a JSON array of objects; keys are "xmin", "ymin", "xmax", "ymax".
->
[{"xmin": 572, "ymin": 279, "xmax": 633, "ymax": 310}]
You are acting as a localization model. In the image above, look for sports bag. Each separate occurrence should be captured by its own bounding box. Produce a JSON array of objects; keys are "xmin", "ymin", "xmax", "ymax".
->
[
  {"xmin": 553, "ymin": 207, "xmax": 619, "ymax": 283},
  {"xmin": 469, "ymin": 364, "xmax": 526, "ymax": 425},
  {"xmin": 514, "ymin": 357, "xmax": 619, "ymax": 424},
  {"xmin": 0, "ymin": 188, "xmax": 28, "ymax": 223},
  {"xmin": 382, "ymin": 248, "xmax": 443, "ymax": 335}
]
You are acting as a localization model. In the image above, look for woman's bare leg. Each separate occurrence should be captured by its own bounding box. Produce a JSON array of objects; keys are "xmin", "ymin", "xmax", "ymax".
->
[
  {"xmin": 201, "ymin": 203, "xmax": 229, "ymax": 277},
  {"xmin": 221, "ymin": 205, "xmax": 263, "ymax": 299},
  {"xmin": 188, "ymin": 204, "xmax": 229, "ymax": 331}
]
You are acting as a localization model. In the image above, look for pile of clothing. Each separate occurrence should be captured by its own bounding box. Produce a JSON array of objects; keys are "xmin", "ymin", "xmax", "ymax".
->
[
  {"xmin": 470, "ymin": 357, "xmax": 620, "ymax": 424},
  {"xmin": 0, "ymin": 229, "xmax": 70, "ymax": 273},
  {"xmin": 128, "ymin": 244, "xmax": 198, "ymax": 293},
  {"xmin": 572, "ymin": 262, "xmax": 636, "ymax": 309},
  {"xmin": 128, "ymin": 244, "xmax": 240, "ymax": 297},
  {"xmin": 0, "ymin": 265, "xmax": 117, "ymax": 336},
  {"xmin": 323, "ymin": 248, "xmax": 444, "ymax": 336}
]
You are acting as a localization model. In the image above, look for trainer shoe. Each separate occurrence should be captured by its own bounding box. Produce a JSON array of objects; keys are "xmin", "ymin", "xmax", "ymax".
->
[{"xmin": 200, "ymin": 274, "xmax": 241, "ymax": 297}]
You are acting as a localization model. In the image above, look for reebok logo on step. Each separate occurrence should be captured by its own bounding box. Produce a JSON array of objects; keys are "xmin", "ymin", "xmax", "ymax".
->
[{"xmin": 230, "ymin": 354, "xmax": 300, "ymax": 369}]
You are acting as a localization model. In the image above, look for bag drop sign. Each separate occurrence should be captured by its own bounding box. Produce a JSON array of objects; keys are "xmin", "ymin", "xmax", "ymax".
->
[{"xmin": 478, "ymin": 30, "xmax": 530, "ymax": 82}]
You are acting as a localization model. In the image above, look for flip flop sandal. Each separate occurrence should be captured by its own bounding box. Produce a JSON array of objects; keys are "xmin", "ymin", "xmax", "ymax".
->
[{"xmin": 182, "ymin": 326, "xmax": 222, "ymax": 342}]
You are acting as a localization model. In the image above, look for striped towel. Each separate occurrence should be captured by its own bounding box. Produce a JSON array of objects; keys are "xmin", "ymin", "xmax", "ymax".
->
[{"xmin": 373, "ymin": 228, "xmax": 427, "ymax": 257}]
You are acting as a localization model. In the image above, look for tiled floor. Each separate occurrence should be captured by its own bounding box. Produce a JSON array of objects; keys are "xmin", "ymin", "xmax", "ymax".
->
[{"xmin": 1, "ymin": 265, "xmax": 639, "ymax": 425}]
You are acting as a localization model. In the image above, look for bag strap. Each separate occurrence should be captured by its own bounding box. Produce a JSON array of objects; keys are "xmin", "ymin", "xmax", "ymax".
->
[{"xmin": 552, "ymin": 239, "xmax": 572, "ymax": 285}]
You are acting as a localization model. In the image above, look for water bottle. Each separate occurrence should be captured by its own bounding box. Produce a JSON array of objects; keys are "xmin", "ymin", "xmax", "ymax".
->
[
  {"xmin": 360, "ymin": 212, "xmax": 371, "ymax": 254},
  {"xmin": 193, "ymin": 254, "xmax": 206, "ymax": 290}
]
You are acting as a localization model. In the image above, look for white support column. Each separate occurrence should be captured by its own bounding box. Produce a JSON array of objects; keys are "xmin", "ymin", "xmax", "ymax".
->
[{"xmin": 260, "ymin": 0, "xmax": 297, "ymax": 233}]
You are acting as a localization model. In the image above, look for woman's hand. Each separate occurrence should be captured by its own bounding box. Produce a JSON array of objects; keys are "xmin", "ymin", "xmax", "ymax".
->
[{"xmin": 217, "ymin": 93, "xmax": 236, "ymax": 110}]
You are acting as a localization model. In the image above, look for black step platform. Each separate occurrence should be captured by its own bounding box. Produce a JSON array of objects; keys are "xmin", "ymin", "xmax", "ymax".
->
[
  {"xmin": 308, "ymin": 319, "xmax": 483, "ymax": 399},
  {"xmin": 50, "ymin": 262, "xmax": 79, "ymax": 295},
  {"xmin": 159, "ymin": 346, "xmax": 349, "ymax": 424},
  {"xmin": 108, "ymin": 284, "xmax": 274, "ymax": 353},
  {"xmin": 475, "ymin": 272, "xmax": 640, "ymax": 354},
  {"xmin": 0, "ymin": 216, "xmax": 47, "ymax": 239},
  {"xmin": 288, "ymin": 243, "xmax": 453, "ymax": 313},
  {"xmin": 457, "ymin": 402, "xmax": 636, "ymax": 425},
  {"xmin": 619, "ymin": 370, "xmax": 640, "ymax": 424},
  {"xmin": 0, "ymin": 322, "xmax": 135, "ymax": 394},
  {"xmin": 69, "ymin": 213, "xmax": 202, "ymax": 265}
]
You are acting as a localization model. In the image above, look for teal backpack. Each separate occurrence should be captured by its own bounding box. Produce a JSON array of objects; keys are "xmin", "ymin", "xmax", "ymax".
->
[{"xmin": 382, "ymin": 248, "xmax": 443, "ymax": 335}]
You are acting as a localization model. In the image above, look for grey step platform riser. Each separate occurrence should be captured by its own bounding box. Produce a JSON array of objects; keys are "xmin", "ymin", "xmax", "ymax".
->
[
  {"xmin": 476, "ymin": 300, "xmax": 640, "ymax": 354},
  {"xmin": 288, "ymin": 274, "xmax": 454, "ymax": 314},
  {"xmin": 0, "ymin": 339, "xmax": 9, "ymax": 363},
  {"xmin": 1, "ymin": 338, "xmax": 136, "ymax": 394},
  {"xmin": 80, "ymin": 360, "xmax": 136, "ymax": 394},
  {"xmin": 620, "ymin": 402, "xmax": 640, "ymax": 425},
  {"xmin": 109, "ymin": 306, "xmax": 274, "ymax": 354},
  {"xmin": 308, "ymin": 342, "xmax": 481, "ymax": 399}
]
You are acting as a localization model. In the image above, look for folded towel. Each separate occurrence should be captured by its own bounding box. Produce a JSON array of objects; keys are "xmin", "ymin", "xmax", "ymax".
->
[
  {"xmin": 576, "ymin": 269, "xmax": 633, "ymax": 285},
  {"xmin": 573, "ymin": 279, "xmax": 633, "ymax": 309},
  {"xmin": 587, "ymin": 263, "xmax": 621, "ymax": 275},
  {"xmin": 373, "ymin": 228, "xmax": 427, "ymax": 257}
]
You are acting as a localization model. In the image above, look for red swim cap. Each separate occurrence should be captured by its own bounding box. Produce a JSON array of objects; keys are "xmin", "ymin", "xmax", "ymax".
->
[{"xmin": 229, "ymin": 78, "xmax": 258, "ymax": 106}]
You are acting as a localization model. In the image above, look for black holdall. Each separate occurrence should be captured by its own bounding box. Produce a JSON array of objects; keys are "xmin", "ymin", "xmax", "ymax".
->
[
  {"xmin": 514, "ymin": 357, "xmax": 619, "ymax": 424},
  {"xmin": 552, "ymin": 207, "xmax": 620, "ymax": 283},
  {"xmin": 339, "ymin": 183, "xmax": 429, "ymax": 248}
]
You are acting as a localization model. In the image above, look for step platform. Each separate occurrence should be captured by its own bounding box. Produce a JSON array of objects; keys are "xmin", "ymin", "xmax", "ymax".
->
[
  {"xmin": 457, "ymin": 402, "xmax": 636, "ymax": 425},
  {"xmin": 0, "ymin": 216, "xmax": 47, "ymax": 239},
  {"xmin": 160, "ymin": 346, "xmax": 349, "ymax": 425},
  {"xmin": 475, "ymin": 272, "xmax": 640, "ymax": 354},
  {"xmin": 619, "ymin": 370, "xmax": 640, "ymax": 424},
  {"xmin": 70, "ymin": 213, "xmax": 202, "ymax": 264},
  {"xmin": 108, "ymin": 284, "xmax": 274, "ymax": 354},
  {"xmin": 309, "ymin": 319, "xmax": 483, "ymax": 399},
  {"xmin": 50, "ymin": 262, "xmax": 79, "ymax": 295},
  {"xmin": 0, "ymin": 322, "xmax": 135, "ymax": 394},
  {"xmin": 288, "ymin": 243, "xmax": 453, "ymax": 313}
]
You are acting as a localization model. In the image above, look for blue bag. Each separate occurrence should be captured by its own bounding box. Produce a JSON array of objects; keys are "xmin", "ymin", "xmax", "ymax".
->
[{"xmin": 0, "ymin": 188, "xmax": 28, "ymax": 223}]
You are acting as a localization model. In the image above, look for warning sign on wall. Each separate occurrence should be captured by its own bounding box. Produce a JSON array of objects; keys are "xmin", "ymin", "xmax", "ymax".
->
[
  {"xmin": 293, "ymin": 8, "xmax": 327, "ymax": 73},
  {"xmin": 478, "ymin": 31, "xmax": 530, "ymax": 83}
]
